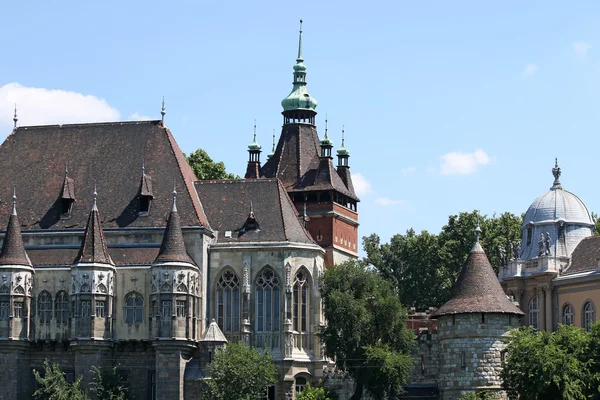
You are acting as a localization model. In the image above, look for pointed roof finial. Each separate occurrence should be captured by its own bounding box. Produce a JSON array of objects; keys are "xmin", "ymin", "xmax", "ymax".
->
[
  {"xmin": 65, "ymin": 161, "xmax": 69, "ymax": 177},
  {"xmin": 267, "ymin": 130, "xmax": 276, "ymax": 160},
  {"xmin": 161, "ymin": 97, "xmax": 166, "ymax": 123},
  {"xmin": 551, "ymin": 158, "xmax": 562, "ymax": 189},
  {"xmin": 142, "ymin": 158, "xmax": 145, "ymax": 175},
  {"xmin": 12, "ymin": 185, "xmax": 17, "ymax": 216},
  {"xmin": 324, "ymin": 114, "xmax": 329, "ymax": 138},
  {"xmin": 253, "ymin": 119, "xmax": 257, "ymax": 142},
  {"xmin": 172, "ymin": 181, "xmax": 177, "ymax": 213},
  {"xmin": 92, "ymin": 183, "xmax": 98, "ymax": 211},
  {"xmin": 249, "ymin": 200, "xmax": 255, "ymax": 218},
  {"xmin": 297, "ymin": 19, "xmax": 303, "ymax": 62},
  {"xmin": 13, "ymin": 104, "xmax": 17, "ymax": 129},
  {"xmin": 475, "ymin": 212, "xmax": 481, "ymax": 243}
]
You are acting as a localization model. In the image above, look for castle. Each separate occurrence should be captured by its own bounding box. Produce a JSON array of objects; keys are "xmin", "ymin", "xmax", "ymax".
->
[{"xmin": 0, "ymin": 20, "xmax": 598, "ymax": 400}]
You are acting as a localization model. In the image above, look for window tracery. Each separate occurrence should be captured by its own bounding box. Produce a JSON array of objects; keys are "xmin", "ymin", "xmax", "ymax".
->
[
  {"xmin": 293, "ymin": 269, "xmax": 309, "ymax": 332},
  {"xmin": 256, "ymin": 268, "xmax": 280, "ymax": 333},
  {"xmin": 216, "ymin": 269, "xmax": 240, "ymax": 333},
  {"xmin": 38, "ymin": 291, "xmax": 52, "ymax": 324}
]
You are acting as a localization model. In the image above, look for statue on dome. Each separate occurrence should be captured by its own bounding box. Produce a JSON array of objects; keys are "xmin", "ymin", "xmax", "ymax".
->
[
  {"xmin": 538, "ymin": 233, "xmax": 546, "ymax": 256},
  {"xmin": 545, "ymin": 232, "xmax": 551, "ymax": 255}
]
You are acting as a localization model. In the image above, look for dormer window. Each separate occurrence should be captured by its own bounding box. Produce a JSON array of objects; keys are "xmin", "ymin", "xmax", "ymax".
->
[
  {"xmin": 139, "ymin": 170, "xmax": 154, "ymax": 216},
  {"xmin": 61, "ymin": 173, "xmax": 75, "ymax": 219},
  {"xmin": 139, "ymin": 195, "xmax": 151, "ymax": 215},
  {"xmin": 61, "ymin": 198, "xmax": 74, "ymax": 217}
]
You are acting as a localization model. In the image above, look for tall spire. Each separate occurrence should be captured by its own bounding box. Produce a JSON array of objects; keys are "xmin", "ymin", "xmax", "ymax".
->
[
  {"xmin": 154, "ymin": 187, "xmax": 195, "ymax": 265},
  {"xmin": 267, "ymin": 130, "xmax": 276, "ymax": 160},
  {"xmin": 73, "ymin": 186, "xmax": 113, "ymax": 265},
  {"xmin": 13, "ymin": 104, "xmax": 17, "ymax": 129},
  {"xmin": 297, "ymin": 19, "xmax": 303, "ymax": 62},
  {"xmin": 0, "ymin": 186, "xmax": 31, "ymax": 267},
  {"xmin": 551, "ymin": 158, "xmax": 562, "ymax": 189}
]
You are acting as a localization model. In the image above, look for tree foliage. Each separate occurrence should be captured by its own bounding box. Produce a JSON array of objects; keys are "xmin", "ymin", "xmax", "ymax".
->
[
  {"xmin": 320, "ymin": 260, "xmax": 414, "ymax": 400},
  {"xmin": 186, "ymin": 148, "xmax": 239, "ymax": 180},
  {"xmin": 364, "ymin": 210, "xmax": 522, "ymax": 309},
  {"xmin": 296, "ymin": 381, "xmax": 332, "ymax": 400},
  {"xmin": 502, "ymin": 324, "xmax": 600, "ymax": 400},
  {"xmin": 89, "ymin": 365, "xmax": 128, "ymax": 400},
  {"xmin": 33, "ymin": 360, "xmax": 88, "ymax": 400},
  {"xmin": 203, "ymin": 342, "xmax": 277, "ymax": 400}
]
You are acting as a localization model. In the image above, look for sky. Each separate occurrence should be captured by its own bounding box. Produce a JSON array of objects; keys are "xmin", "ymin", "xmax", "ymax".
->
[{"xmin": 0, "ymin": 1, "xmax": 599, "ymax": 248}]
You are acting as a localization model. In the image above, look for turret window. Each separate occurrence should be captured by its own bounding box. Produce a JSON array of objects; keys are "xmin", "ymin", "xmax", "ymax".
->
[
  {"xmin": 0, "ymin": 301, "xmax": 8, "ymax": 320},
  {"xmin": 162, "ymin": 301, "xmax": 172, "ymax": 318},
  {"xmin": 80, "ymin": 301, "xmax": 90, "ymax": 318},
  {"xmin": 176, "ymin": 300, "xmax": 186, "ymax": 317},
  {"xmin": 38, "ymin": 291, "xmax": 52, "ymax": 324},
  {"xmin": 95, "ymin": 301, "xmax": 105, "ymax": 318},
  {"xmin": 14, "ymin": 302, "xmax": 23, "ymax": 318},
  {"xmin": 55, "ymin": 291, "xmax": 69, "ymax": 324}
]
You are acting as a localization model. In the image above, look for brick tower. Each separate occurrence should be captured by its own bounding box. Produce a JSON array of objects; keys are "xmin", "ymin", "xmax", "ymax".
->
[{"xmin": 258, "ymin": 20, "xmax": 359, "ymax": 267}]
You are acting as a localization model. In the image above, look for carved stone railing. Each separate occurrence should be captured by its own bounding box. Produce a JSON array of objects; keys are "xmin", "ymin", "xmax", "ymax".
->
[
  {"xmin": 293, "ymin": 331, "xmax": 310, "ymax": 352},
  {"xmin": 255, "ymin": 332, "xmax": 280, "ymax": 351}
]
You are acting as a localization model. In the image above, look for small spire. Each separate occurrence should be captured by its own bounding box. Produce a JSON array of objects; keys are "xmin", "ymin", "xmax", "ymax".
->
[
  {"xmin": 552, "ymin": 158, "xmax": 562, "ymax": 189},
  {"xmin": 65, "ymin": 161, "xmax": 69, "ymax": 177},
  {"xmin": 92, "ymin": 183, "xmax": 98, "ymax": 211},
  {"xmin": 297, "ymin": 19, "xmax": 303, "ymax": 62},
  {"xmin": 13, "ymin": 104, "xmax": 17, "ymax": 129},
  {"xmin": 172, "ymin": 182, "xmax": 177, "ymax": 213},
  {"xmin": 12, "ymin": 185, "xmax": 17, "ymax": 216},
  {"xmin": 341, "ymin": 126, "xmax": 345, "ymax": 147},
  {"xmin": 142, "ymin": 158, "xmax": 145, "ymax": 175},
  {"xmin": 253, "ymin": 119, "xmax": 257, "ymax": 142},
  {"xmin": 324, "ymin": 114, "xmax": 329, "ymax": 139},
  {"xmin": 161, "ymin": 97, "xmax": 166, "ymax": 123}
]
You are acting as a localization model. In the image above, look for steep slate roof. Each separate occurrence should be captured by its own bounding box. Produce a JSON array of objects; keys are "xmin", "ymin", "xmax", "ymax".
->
[
  {"xmin": 73, "ymin": 199, "xmax": 113, "ymax": 265},
  {"xmin": 562, "ymin": 236, "xmax": 600, "ymax": 275},
  {"xmin": 194, "ymin": 179, "xmax": 317, "ymax": 245},
  {"xmin": 0, "ymin": 202, "xmax": 31, "ymax": 267},
  {"xmin": 201, "ymin": 319, "xmax": 227, "ymax": 342},
  {"xmin": 260, "ymin": 124, "xmax": 358, "ymax": 200},
  {"xmin": 28, "ymin": 247, "xmax": 159, "ymax": 267},
  {"xmin": 0, "ymin": 121, "xmax": 208, "ymax": 230},
  {"xmin": 153, "ymin": 196, "xmax": 195, "ymax": 265},
  {"xmin": 432, "ymin": 241, "xmax": 524, "ymax": 317}
]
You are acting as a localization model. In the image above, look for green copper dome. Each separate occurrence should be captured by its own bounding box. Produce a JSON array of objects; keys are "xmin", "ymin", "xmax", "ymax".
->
[
  {"xmin": 248, "ymin": 122, "xmax": 261, "ymax": 151},
  {"xmin": 321, "ymin": 135, "xmax": 333, "ymax": 147},
  {"xmin": 281, "ymin": 20, "xmax": 318, "ymax": 113}
]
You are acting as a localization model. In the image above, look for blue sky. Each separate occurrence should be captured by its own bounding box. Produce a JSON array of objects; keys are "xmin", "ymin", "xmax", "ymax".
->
[{"xmin": 1, "ymin": 1, "xmax": 599, "ymax": 247}]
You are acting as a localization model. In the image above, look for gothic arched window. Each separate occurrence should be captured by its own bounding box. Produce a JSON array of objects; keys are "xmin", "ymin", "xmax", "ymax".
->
[
  {"xmin": 562, "ymin": 303, "xmax": 574, "ymax": 325},
  {"xmin": 528, "ymin": 295, "xmax": 539, "ymax": 330},
  {"xmin": 293, "ymin": 269, "xmax": 310, "ymax": 333},
  {"xmin": 255, "ymin": 268, "xmax": 280, "ymax": 333},
  {"xmin": 55, "ymin": 291, "xmax": 69, "ymax": 324},
  {"xmin": 125, "ymin": 292, "xmax": 144, "ymax": 324},
  {"xmin": 584, "ymin": 301, "xmax": 596, "ymax": 331},
  {"xmin": 38, "ymin": 291, "xmax": 52, "ymax": 324},
  {"xmin": 215, "ymin": 269, "xmax": 240, "ymax": 333}
]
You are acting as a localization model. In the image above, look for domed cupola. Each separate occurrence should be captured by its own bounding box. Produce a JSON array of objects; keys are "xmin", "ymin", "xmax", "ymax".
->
[
  {"xmin": 520, "ymin": 159, "xmax": 594, "ymax": 260},
  {"xmin": 281, "ymin": 20, "xmax": 318, "ymax": 125}
]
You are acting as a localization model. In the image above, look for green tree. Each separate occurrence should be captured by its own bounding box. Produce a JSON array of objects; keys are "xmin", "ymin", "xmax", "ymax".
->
[
  {"xmin": 591, "ymin": 212, "xmax": 600, "ymax": 236},
  {"xmin": 501, "ymin": 325, "xmax": 596, "ymax": 400},
  {"xmin": 320, "ymin": 260, "xmax": 414, "ymax": 400},
  {"xmin": 364, "ymin": 210, "xmax": 522, "ymax": 309},
  {"xmin": 203, "ymin": 342, "xmax": 277, "ymax": 400},
  {"xmin": 297, "ymin": 381, "xmax": 332, "ymax": 400},
  {"xmin": 89, "ymin": 365, "xmax": 128, "ymax": 400},
  {"xmin": 33, "ymin": 360, "xmax": 89, "ymax": 400},
  {"xmin": 186, "ymin": 148, "xmax": 239, "ymax": 180}
]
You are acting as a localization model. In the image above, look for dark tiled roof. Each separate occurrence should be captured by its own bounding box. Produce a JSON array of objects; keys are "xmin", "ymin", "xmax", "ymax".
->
[
  {"xmin": 0, "ymin": 121, "xmax": 208, "ymax": 230},
  {"xmin": 260, "ymin": 124, "xmax": 358, "ymax": 200},
  {"xmin": 194, "ymin": 179, "xmax": 316, "ymax": 245},
  {"xmin": 74, "ymin": 203, "xmax": 113, "ymax": 265},
  {"xmin": 432, "ymin": 242, "xmax": 524, "ymax": 317},
  {"xmin": 563, "ymin": 236, "xmax": 600, "ymax": 275},
  {"xmin": 0, "ymin": 208, "xmax": 31, "ymax": 266},
  {"xmin": 154, "ymin": 199, "xmax": 195, "ymax": 265},
  {"xmin": 336, "ymin": 166, "xmax": 355, "ymax": 195},
  {"xmin": 28, "ymin": 247, "xmax": 159, "ymax": 267}
]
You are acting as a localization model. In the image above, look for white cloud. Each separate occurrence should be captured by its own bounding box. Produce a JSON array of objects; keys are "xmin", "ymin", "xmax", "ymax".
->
[
  {"xmin": 0, "ymin": 82, "xmax": 119, "ymax": 129},
  {"xmin": 440, "ymin": 148, "xmax": 491, "ymax": 175},
  {"xmin": 400, "ymin": 166, "xmax": 416, "ymax": 176},
  {"xmin": 375, "ymin": 197, "xmax": 405, "ymax": 207},
  {"xmin": 129, "ymin": 113, "xmax": 153, "ymax": 121},
  {"xmin": 352, "ymin": 173, "xmax": 372, "ymax": 196},
  {"xmin": 523, "ymin": 64, "xmax": 538, "ymax": 76},
  {"xmin": 574, "ymin": 41, "xmax": 591, "ymax": 57}
]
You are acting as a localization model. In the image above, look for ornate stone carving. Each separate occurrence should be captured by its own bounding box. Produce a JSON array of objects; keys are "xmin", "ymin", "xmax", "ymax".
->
[{"xmin": 242, "ymin": 262, "xmax": 250, "ymax": 294}]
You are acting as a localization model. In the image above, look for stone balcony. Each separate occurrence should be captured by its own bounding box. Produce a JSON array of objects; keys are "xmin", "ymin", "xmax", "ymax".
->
[{"xmin": 498, "ymin": 255, "xmax": 570, "ymax": 280}]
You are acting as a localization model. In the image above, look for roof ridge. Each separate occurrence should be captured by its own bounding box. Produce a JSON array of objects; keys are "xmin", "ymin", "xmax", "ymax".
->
[
  {"xmin": 277, "ymin": 180, "xmax": 289, "ymax": 242},
  {"xmin": 17, "ymin": 120, "xmax": 161, "ymax": 130}
]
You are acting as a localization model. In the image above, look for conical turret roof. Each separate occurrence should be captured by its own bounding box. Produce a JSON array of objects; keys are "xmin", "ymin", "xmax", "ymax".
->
[
  {"xmin": 201, "ymin": 319, "xmax": 228, "ymax": 343},
  {"xmin": 74, "ymin": 189, "xmax": 113, "ymax": 265},
  {"xmin": 432, "ymin": 231, "xmax": 523, "ymax": 318},
  {"xmin": 0, "ymin": 191, "xmax": 31, "ymax": 267},
  {"xmin": 154, "ymin": 190, "xmax": 195, "ymax": 265}
]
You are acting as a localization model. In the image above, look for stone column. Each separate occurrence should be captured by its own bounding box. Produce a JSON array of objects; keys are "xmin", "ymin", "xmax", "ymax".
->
[{"xmin": 544, "ymin": 286, "xmax": 553, "ymax": 332}]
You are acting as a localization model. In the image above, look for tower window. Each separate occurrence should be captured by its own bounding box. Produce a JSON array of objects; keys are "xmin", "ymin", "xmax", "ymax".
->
[
  {"xmin": 526, "ymin": 225, "xmax": 533, "ymax": 246},
  {"xmin": 14, "ymin": 302, "xmax": 23, "ymax": 318},
  {"xmin": 176, "ymin": 300, "xmax": 186, "ymax": 317},
  {"xmin": 95, "ymin": 301, "xmax": 105, "ymax": 318}
]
